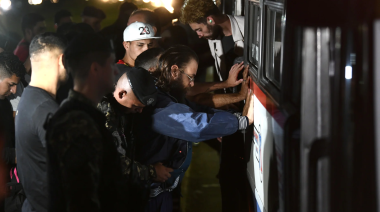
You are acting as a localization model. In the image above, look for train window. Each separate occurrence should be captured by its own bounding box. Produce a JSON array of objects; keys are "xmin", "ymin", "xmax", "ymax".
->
[
  {"xmin": 264, "ymin": 6, "xmax": 283, "ymax": 88},
  {"xmin": 248, "ymin": 2, "xmax": 261, "ymax": 71}
]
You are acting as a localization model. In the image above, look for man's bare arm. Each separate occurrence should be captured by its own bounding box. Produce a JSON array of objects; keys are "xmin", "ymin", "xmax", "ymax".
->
[
  {"xmin": 187, "ymin": 65, "xmax": 249, "ymax": 108},
  {"xmin": 187, "ymin": 62, "xmax": 245, "ymax": 96}
]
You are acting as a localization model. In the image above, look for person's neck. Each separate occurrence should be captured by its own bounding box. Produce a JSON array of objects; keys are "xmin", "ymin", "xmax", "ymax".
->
[
  {"xmin": 169, "ymin": 89, "xmax": 186, "ymax": 104},
  {"xmin": 217, "ymin": 15, "xmax": 232, "ymax": 37},
  {"xmin": 73, "ymin": 82, "xmax": 103, "ymax": 107},
  {"xmin": 29, "ymin": 69, "xmax": 59, "ymax": 99},
  {"xmin": 122, "ymin": 53, "xmax": 135, "ymax": 67}
]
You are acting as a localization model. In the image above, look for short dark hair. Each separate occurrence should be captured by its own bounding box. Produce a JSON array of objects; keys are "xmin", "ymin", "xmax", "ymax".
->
[
  {"xmin": 82, "ymin": 6, "xmax": 106, "ymax": 20},
  {"xmin": 55, "ymin": 10, "xmax": 72, "ymax": 25},
  {"xmin": 135, "ymin": 47, "xmax": 164, "ymax": 72},
  {"xmin": 64, "ymin": 33, "xmax": 113, "ymax": 81},
  {"xmin": 119, "ymin": 2, "xmax": 138, "ymax": 19},
  {"xmin": 29, "ymin": 32, "xmax": 67, "ymax": 57},
  {"xmin": 156, "ymin": 45, "xmax": 198, "ymax": 92},
  {"xmin": 130, "ymin": 9, "xmax": 161, "ymax": 34},
  {"xmin": 56, "ymin": 22, "xmax": 75, "ymax": 35},
  {"xmin": 0, "ymin": 52, "xmax": 26, "ymax": 80},
  {"xmin": 21, "ymin": 13, "xmax": 45, "ymax": 35}
]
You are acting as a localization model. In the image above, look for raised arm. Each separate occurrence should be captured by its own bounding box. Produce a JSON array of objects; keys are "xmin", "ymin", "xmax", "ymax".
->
[
  {"xmin": 187, "ymin": 65, "xmax": 249, "ymax": 108},
  {"xmin": 151, "ymin": 102, "xmax": 249, "ymax": 142},
  {"xmin": 186, "ymin": 62, "xmax": 245, "ymax": 96}
]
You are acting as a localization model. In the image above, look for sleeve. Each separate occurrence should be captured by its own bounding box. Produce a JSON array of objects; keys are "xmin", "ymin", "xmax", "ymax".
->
[
  {"xmin": 36, "ymin": 101, "xmax": 59, "ymax": 148},
  {"xmin": 151, "ymin": 102, "xmax": 240, "ymax": 142},
  {"xmin": 120, "ymin": 155, "xmax": 157, "ymax": 182},
  {"xmin": 233, "ymin": 112, "xmax": 249, "ymax": 130},
  {"xmin": 50, "ymin": 112, "xmax": 103, "ymax": 212}
]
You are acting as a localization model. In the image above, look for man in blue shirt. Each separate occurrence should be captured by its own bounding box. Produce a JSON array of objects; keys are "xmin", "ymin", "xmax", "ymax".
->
[{"xmin": 134, "ymin": 45, "xmax": 254, "ymax": 212}]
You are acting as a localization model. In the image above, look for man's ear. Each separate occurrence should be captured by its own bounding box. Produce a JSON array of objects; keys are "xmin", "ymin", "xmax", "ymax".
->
[
  {"xmin": 152, "ymin": 26, "xmax": 158, "ymax": 35},
  {"xmin": 171, "ymin": 65, "xmax": 179, "ymax": 79},
  {"xmin": 89, "ymin": 61, "xmax": 100, "ymax": 76},
  {"xmin": 118, "ymin": 90, "xmax": 127, "ymax": 99},
  {"xmin": 123, "ymin": 41, "xmax": 130, "ymax": 51},
  {"xmin": 58, "ymin": 54, "xmax": 66, "ymax": 74},
  {"xmin": 206, "ymin": 16, "xmax": 215, "ymax": 25},
  {"xmin": 58, "ymin": 54, "xmax": 64, "ymax": 68}
]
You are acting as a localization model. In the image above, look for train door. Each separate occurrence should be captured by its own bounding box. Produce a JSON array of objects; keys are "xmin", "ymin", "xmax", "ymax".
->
[{"xmin": 283, "ymin": 0, "xmax": 379, "ymax": 211}]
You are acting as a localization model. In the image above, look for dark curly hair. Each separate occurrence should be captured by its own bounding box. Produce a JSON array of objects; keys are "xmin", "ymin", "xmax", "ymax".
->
[
  {"xmin": 0, "ymin": 52, "xmax": 26, "ymax": 80},
  {"xmin": 180, "ymin": 0, "xmax": 221, "ymax": 24},
  {"xmin": 156, "ymin": 45, "xmax": 198, "ymax": 92}
]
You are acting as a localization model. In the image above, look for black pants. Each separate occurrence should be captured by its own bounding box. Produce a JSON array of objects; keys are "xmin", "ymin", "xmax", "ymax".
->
[{"xmin": 219, "ymin": 132, "xmax": 249, "ymax": 212}]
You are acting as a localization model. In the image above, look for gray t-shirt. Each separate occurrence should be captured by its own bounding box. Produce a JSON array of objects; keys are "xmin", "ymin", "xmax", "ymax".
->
[{"xmin": 15, "ymin": 86, "xmax": 58, "ymax": 212}]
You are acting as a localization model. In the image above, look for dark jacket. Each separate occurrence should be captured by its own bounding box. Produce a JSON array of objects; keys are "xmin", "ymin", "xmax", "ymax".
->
[
  {"xmin": 97, "ymin": 94, "xmax": 156, "ymax": 211},
  {"xmin": 45, "ymin": 90, "xmax": 128, "ymax": 212},
  {"xmin": 97, "ymin": 94, "xmax": 156, "ymax": 181}
]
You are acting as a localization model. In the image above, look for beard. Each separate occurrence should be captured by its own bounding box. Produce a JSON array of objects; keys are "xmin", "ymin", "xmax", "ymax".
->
[
  {"xmin": 205, "ymin": 24, "xmax": 223, "ymax": 40},
  {"xmin": 170, "ymin": 77, "xmax": 189, "ymax": 103}
]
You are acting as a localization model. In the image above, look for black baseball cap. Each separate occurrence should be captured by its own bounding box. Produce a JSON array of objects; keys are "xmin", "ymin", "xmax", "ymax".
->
[{"xmin": 126, "ymin": 67, "xmax": 157, "ymax": 106}]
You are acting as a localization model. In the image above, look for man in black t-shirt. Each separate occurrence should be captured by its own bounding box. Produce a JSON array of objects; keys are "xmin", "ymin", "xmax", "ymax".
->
[
  {"xmin": 0, "ymin": 52, "xmax": 26, "ymax": 211},
  {"xmin": 15, "ymin": 33, "xmax": 67, "ymax": 212}
]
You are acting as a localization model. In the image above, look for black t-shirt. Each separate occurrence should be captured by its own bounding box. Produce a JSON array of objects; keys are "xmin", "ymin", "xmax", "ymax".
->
[
  {"xmin": 0, "ymin": 98, "xmax": 16, "ymax": 175},
  {"xmin": 15, "ymin": 86, "xmax": 59, "ymax": 212}
]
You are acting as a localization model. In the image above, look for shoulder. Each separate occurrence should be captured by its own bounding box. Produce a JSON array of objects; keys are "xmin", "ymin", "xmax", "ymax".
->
[
  {"xmin": 155, "ymin": 91, "xmax": 176, "ymax": 108},
  {"xmin": 32, "ymin": 97, "xmax": 59, "ymax": 119},
  {"xmin": 48, "ymin": 110, "xmax": 102, "ymax": 143},
  {"xmin": 55, "ymin": 110, "xmax": 97, "ymax": 129},
  {"xmin": 234, "ymin": 15, "xmax": 245, "ymax": 23}
]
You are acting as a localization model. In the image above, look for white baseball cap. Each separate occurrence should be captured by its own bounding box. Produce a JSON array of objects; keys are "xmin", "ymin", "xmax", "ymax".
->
[{"xmin": 123, "ymin": 22, "xmax": 161, "ymax": 42}]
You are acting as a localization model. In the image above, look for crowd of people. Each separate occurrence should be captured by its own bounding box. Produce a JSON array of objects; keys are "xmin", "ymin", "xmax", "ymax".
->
[{"xmin": 0, "ymin": 0, "xmax": 254, "ymax": 211}]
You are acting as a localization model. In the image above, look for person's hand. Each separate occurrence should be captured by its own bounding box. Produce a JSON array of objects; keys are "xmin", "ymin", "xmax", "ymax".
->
[
  {"xmin": 217, "ymin": 137, "xmax": 223, "ymax": 143},
  {"xmin": 238, "ymin": 65, "xmax": 249, "ymax": 100},
  {"xmin": 242, "ymin": 88, "xmax": 254, "ymax": 125},
  {"xmin": 153, "ymin": 163, "xmax": 173, "ymax": 182},
  {"xmin": 225, "ymin": 62, "xmax": 245, "ymax": 88}
]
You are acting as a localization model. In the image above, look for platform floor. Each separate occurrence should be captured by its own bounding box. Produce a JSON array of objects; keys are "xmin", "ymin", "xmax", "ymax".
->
[{"xmin": 180, "ymin": 142, "xmax": 222, "ymax": 212}]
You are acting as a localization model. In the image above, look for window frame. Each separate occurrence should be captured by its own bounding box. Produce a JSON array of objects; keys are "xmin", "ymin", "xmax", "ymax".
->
[
  {"xmin": 245, "ymin": 0, "xmax": 262, "ymax": 79},
  {"xmin": 259, "ymin": 0, "xmax": 284, "ymax": 102}
]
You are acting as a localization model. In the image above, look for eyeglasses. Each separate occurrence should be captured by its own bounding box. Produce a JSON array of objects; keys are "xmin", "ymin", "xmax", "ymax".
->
[{"xmin": 179, "ymin": 70, "xmax": 194, "ymax": 82}]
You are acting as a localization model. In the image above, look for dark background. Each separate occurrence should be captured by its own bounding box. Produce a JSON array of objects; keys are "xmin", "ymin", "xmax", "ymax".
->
[{"xmin": 0, "ymin": 0, "xmax": 156, "ymax": 39}]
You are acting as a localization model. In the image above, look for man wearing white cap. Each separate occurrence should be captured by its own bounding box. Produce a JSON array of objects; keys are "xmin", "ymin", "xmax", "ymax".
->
[{"xmin": 116, "ymin": 22, "xmax": 160, "ymax": 80}]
